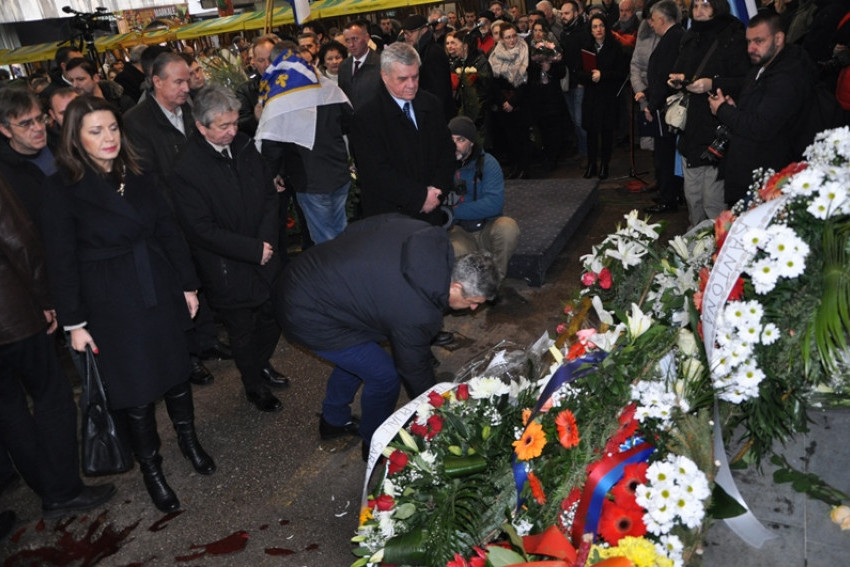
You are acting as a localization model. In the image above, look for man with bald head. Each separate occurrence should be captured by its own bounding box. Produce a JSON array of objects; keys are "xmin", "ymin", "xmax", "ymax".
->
[{"xmin": 613, "ymin": 0, "xmax": 639, "ymax": 36}]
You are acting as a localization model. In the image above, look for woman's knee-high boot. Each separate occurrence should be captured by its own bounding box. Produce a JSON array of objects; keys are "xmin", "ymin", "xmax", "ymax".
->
[
  {"xmin": 125, "ymin": 404, "xmax": 180, "ymax": 512},
  {"xmin": 164, "ymin": 382, "xmax": 215, "ymax": 475}
]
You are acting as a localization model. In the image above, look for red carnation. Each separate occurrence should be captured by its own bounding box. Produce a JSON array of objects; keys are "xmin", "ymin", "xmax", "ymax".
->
[
  {"xmin": 456, "ymin": 383, "xmax": 470, "ymax": 401},
  {"xmin": 581, "ymin": 271, "xmax": 598, "ymax": 286},
  {"xmin": 387, "ymin": 450, "xmax": 408, "ymax": 475},
  {"xmin": 428, "ymin": 390, "xmax": 445, "ymax": 408},
  {"xmin": 598, "ymin": 499, "xmax": 646, "ymax": 545},
  {"xmin": 598, "ymin": 267, "xmax": 613, "ymax": 289}
]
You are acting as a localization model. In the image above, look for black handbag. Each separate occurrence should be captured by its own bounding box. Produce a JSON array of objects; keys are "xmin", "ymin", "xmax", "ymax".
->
[{"xmin": 80, "ymin": 346, "xmax": 133, "ymax": 476}]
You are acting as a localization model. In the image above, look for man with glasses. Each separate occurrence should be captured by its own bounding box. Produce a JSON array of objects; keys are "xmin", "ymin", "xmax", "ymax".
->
[{"xmin": 0, "ymin": 89, "xmax": 55, "ymax": 228}]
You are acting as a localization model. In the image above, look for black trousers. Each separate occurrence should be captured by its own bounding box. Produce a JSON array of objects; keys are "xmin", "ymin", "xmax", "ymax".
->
[
  {"xmin": 0, "ymin": 331, "xmax": 82, "ymax": 504},
  {"xmin": 653, "ymin": 134, "xmax": 679, "ymax": 206},
  {"xmin": 217, "ymin": 300, "xmax": 281, "ymax": 395}
]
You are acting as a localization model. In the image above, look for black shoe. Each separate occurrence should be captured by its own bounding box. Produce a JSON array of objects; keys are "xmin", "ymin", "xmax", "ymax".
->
[
  {"xmin": 319, "ymin": 415, "xmax": 360, "ymax": 440},
  {"xmin": 199, "ymin": 342, "xmax": 232, "ymax": 361},
  {"xmin": 246, "ymin": 389, "xmax": 283, "ymax": 413},
  {"xmin": 42, "ymin": 483, "xmax": 116, "ymax": 519},
  {"xmin": 189, "ymin": 358, "xmax": 214, "ymax": 386},
  {"xmin": 598, "ymin": 164, "xmax": 609, "ymax": 180},
  {"xmin": 583, "ymin": 164, "xmax": 597, "ymax": 178},
  {"xmin": 431, "ymin": 331, "xmax": 454, "ymax": 346},
  {"xmin": 262, "ymin": 364, "xmax": 290, "ymax": 388},
  {"xmin": 644, "ymin": 203, "xmax": 678, "ymax": 214},
  {"xmin": 0, "ymin": 510, "xmax": 14, "ymax": 541}
]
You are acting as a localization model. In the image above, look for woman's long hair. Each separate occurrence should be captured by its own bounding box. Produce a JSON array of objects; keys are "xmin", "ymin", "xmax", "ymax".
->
[{"xmin": 56, "ymin": 95, "xmax": 142, "ymax": 184}]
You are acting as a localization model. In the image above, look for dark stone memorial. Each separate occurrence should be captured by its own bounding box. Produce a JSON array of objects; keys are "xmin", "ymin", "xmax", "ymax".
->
[{"xmin": 504, "ymin": 178, "xmax": 598, "ymax": 286}]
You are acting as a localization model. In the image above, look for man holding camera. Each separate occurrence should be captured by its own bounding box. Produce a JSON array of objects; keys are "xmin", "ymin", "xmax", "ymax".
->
[
  {"xmin": 708, "ymin": 11, "xmax": 814, "ymax": 205},
  {"xmin": 446, "ymin": 116, "xmax": 520, "ymax": 282}
]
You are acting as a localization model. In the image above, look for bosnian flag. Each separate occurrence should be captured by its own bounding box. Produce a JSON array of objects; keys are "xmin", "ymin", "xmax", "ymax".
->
[
  {"xmin": 729, "ymin": 0, "xmax": 758, "ymax": 24},
  {"xmin": 255, "ymin": 48, "xmax": 350, "ymax": 150},
  {"xmin": 288, "ymin": 0, "xmax": 310, "ymax": 26}
]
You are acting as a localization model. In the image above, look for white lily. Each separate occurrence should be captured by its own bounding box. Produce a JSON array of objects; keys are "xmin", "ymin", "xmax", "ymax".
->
[
  {"xmin": 627, "ymin": 303, "xmax": 653, "ymax": 341},
  {"xmin": 669, "ymin": 235, "xmax": 690, "ymax": 260},
  {"xmin": 591, "ymin": 295, "xmax": 614, "ymax": 326}
]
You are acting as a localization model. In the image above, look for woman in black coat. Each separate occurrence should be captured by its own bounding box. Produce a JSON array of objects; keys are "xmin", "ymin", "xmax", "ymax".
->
[
  {"xmin": 669, "ymin": 0, "xmax": 749, "ymax": 225},
  {"xmin": 578, "ymin": 13, "xmax": 629, "ymax": 179},
  {"xmin": 528, "ymin": 21, "xmax": 568, "ymax": 173},
  {"xmin": 41, "ymin": 96, "xmax": 215, "ymax": 513}
]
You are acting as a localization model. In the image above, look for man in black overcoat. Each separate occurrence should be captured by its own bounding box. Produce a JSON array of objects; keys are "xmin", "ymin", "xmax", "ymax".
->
[
  {"xmin": 338, "ymin": 20, "xmax": 383, "ymax": 111},
  {"xmin": 349, "ymin": 42, "xmax": 456, "ymax": 226},
  {"xmin": 123, "ymin": 52, "xmax": 225, "ymax": 384},
  {"xmin": 169, "ymin": 85, "xmax": 285, "ymax": 414}
]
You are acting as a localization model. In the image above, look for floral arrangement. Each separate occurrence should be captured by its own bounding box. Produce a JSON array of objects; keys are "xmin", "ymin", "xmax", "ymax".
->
[
  {"xmin": 353, "ymin": 127, "xmax": 850, "ymax": 567},
  {"xmin": 450, "ymin": 62, "xmax": 485, "ymax": 123}
]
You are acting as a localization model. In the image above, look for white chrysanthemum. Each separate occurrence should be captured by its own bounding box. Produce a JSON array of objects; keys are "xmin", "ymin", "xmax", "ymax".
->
[
  {"xmin": 740, "ymin": 300, "xmax": 765, "ymax": 325},
  {"xmin": 646, "ymin": 461, "xmax": 677, "ymax": 486},
  {"xmin": 784, "ymin": 167, "xmax": 824, "ymax": 197},
  {"xmin": 657, "ymin": 535, "xmax": 684, "ymax": 567},
  {"xmin": 377, "ymin": 512, "xmax": 396, "ymax": 539},
  {"xmin": 418, "ymin": 451, "xmax": 436, "ymax": 468},
  {"xmin": 749, "ymin": 257, "xmax": 780, "ymax": 294},
  {"xmin": 468, "ymin": 377, "xmax": 511, "ymax": 399},
  {"xmin": 710, "ymin": 347, "xmax": 734, "ymax": 376},
  {"xmin": 723, "ymin": 301, "xmax": 748, "ymax": 327},
  {"xmin": 718, "ymin": 385, "xmax": 748, "ymax": 404},
  {"xmin": 741, "ymin": 227, "xmax": 770, "ymax": 253},
  {"xmin": 734, "ymin": 361, "xmax": 766, "ymax": 388},
  {"xmin": 414, "ymin": 403, "xmax": 434, "ymax": 424},
  {"xmin": 761, "ymin": 322, "xmax": 780, "ymax": 345}
]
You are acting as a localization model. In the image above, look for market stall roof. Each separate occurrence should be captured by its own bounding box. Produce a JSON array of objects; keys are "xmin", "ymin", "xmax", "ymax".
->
[{"xmin": 0, "ymin": 0, "xmax": 439, "ymax": 66}]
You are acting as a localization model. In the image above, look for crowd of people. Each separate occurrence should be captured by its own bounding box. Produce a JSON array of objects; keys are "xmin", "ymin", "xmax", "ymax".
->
[{"xmin": 1, "ymin": 0, "xmax": 849, "ymax": 539}]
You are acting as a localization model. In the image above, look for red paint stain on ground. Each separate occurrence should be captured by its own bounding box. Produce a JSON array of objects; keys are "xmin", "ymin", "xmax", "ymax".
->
[
  {"xmin": 174, "ymin": 530, "xmax": 249, "ymax": 562},
  {"xmin": 265, "ymin": 548, "xmax": 296, "ymax": 556},
  {"xmin": 148, "ymin": 510, "xmax": 184, "ymax": 532}
]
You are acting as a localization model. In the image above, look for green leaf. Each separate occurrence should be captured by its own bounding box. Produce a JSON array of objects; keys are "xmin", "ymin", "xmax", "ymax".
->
[
  {"xmin": 708, "ymin": 484, "xmax": 747, "ymax": 519},
  {"xmin": 393, "ymin": 502, "xmax": 417, "ymax": 520},
  {"xmin": 486, "ymin": 545, "xmax": 528, "ymax": 566}
]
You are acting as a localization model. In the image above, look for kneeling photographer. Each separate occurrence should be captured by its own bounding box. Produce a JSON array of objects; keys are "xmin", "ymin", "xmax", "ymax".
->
[{"xmin": 445, "ymin": 116, "xmax": 519, "ymax": 283}]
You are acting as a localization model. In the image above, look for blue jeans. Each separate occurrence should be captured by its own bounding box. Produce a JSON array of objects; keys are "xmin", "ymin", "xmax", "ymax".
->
[
  {"xmin": 564, "ymin": 86, "xmax": 587, "ymax": 157},
  {"xmin": 295, "ymin": 182, "xmax": 350, "ymax": 245},
  {"xmin": 314, "ymin": 341, "xmax": 400, "ymax": 445}
]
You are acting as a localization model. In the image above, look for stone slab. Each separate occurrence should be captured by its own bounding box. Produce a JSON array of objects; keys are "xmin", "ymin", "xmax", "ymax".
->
[{"xmin": 503, "ymin": 177, "xmax": 598, "ymax": 286}]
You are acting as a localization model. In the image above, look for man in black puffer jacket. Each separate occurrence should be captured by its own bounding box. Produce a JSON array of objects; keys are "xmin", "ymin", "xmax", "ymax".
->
[{"xmin": 277, "ymin": 214, "xmax": 499, "ymax": 457}]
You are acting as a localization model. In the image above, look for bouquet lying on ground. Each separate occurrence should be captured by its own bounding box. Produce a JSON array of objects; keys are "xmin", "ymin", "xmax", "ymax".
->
[{"xmin": 353, "ymin": 127, "xmax": 850, "ymax": 566}]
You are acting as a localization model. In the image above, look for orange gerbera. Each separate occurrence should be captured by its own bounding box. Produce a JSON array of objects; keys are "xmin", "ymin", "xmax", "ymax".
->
[
  {"xmin": 513, "ymin": 420, "xmax": 546, "ymax": 460},
  {"xmin": 555, "ymin": 410, "xmax": 580, "ymax": 449},
  {"xmin": 527, "ymin": 471, "xmax": 547, "ymax": 504}
]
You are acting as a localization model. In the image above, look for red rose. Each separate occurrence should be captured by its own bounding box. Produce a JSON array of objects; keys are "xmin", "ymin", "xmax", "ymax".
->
[
  {"xmin": 598, "ymin": 267, "xmax": 613, "ymax": 289},
  {"xmin": 388, "ymin": 450, "xmax": 408, "ymax": 475},
  {"xmin": 581, "ymin": 271, "xmax": 598, "ymax": 286},
  {"xmin": 456, "ymin": 383, "xmax": 469, "ymax": 401},
  {"xmin": 426, "ymin": 415, "xmax": 443, "ymax": 440},
  {"xmin": 410, "ymin": 421, "xmax": 428, "ymax": 437},
  {"xmin": 428, "ymin": 390, "xmax": 445, "ymax": 408},
  {"xmin": 369, "ymin": 493, "xmax": 395, "ymax": 511}
]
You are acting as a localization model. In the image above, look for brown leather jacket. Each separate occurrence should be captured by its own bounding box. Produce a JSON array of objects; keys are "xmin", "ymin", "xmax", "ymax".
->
[{"xmin": 0, "ymin": 174, "xmax": 51, "ymax": 345}]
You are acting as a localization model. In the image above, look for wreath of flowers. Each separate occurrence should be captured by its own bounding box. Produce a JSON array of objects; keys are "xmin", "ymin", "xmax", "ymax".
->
[{"xmin": 353, "ymin": 127, "xmax": 850, "ymax": 566}]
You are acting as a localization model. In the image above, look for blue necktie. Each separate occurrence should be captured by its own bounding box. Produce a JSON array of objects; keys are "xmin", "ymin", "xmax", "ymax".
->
[{"xmin": 403, "ymin": 102, "xmax": 416, "ymax": 129}]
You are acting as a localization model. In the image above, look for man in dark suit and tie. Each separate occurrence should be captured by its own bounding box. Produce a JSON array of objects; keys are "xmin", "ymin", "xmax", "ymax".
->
[
  {"xmin": 338, "ymin": 19, "xmax": 382, "ymax": 110},
  {"xmin": 349, "ymin": 42, "xmax": 456, "ymax": 227}
]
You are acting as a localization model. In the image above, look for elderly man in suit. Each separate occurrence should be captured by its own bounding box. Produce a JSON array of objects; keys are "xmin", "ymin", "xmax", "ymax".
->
[
  {"xmin": 338, "ymin": 19, "xmax": 382, "ymax": 110},
  {"xmin": 349, "ymin": 42, "xmax": 456, "ymax": 227},
  {"xmin": 169, "ymin": 85, "xmax": 285, "ymax": 414}
]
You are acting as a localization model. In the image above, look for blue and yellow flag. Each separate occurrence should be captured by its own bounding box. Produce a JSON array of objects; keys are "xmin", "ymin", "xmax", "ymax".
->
[{"xmin": 255, "ymin": 48, "xmax": 350, "ymax": 150}]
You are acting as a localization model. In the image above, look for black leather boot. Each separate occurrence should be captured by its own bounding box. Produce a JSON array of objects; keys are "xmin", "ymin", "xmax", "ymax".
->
[
  {"xmin": 125, "ymin": 404, "xmax": 180, "ymax": 512},
  {"xmin": 165, "ymin": 382, "xmax": 216, "ymax": 475},
  {"xmin": 598, "ymin": 163, "xmax": 609, "ymax": 180},
  {"xmin": 583, "ymin": 163, "xmax": 598, "ymax": 178}
]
